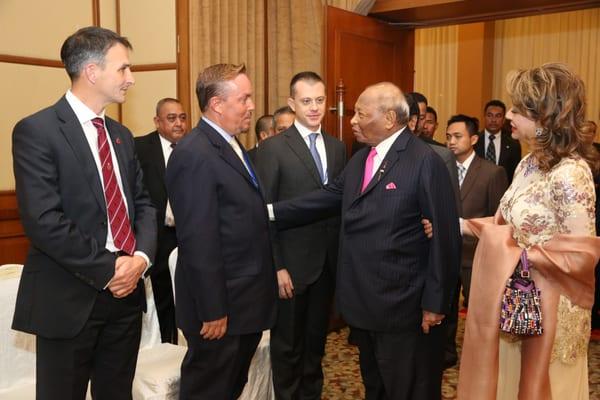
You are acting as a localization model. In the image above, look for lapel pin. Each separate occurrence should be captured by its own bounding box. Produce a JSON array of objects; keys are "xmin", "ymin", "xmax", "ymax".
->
[{"xmin": 115, "ymin": 138, "xmax": 122, "ymax": 144}]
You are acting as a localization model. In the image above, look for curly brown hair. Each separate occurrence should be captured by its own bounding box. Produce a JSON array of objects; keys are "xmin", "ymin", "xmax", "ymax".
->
[{"xmin": 506, "ymin": 63, "xmax": 599, "ymax": 175}]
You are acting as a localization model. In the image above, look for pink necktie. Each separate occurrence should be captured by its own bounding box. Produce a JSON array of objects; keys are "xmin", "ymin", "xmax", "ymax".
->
[
  {"xmin": 361, "ymin": 147, "xmax": 377, "ymax": 193},
  {"xmin": 92, "ymin": 118, "xmax": 136, "ymax": 255}
]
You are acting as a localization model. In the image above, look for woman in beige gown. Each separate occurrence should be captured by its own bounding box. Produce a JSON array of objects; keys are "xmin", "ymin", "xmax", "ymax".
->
[{"xmin": 457, "ymin": 63, "xmax": 600, "ymax": 399}]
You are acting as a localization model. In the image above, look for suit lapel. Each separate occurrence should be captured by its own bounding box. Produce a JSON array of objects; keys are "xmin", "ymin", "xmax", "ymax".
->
[
  {"xmin": 149, "ymin": 131, "xmax": 167, "ymax": 183},
  {"xmin": 498, "ymin": 132, "xmax": 513, "ymax": 167},
  {"xmin": 284, "ymin": 126, "xmax": 323, "ymax": 186},
  {"xmin": 352, "ymin": 131, "xmax": 410, "ymax": 204},
  {"xmin": 200, "ymin": 119, "xmax": 259, "ymax": 191},
  {"xmin": 55, "ymin": 98, "xmax": 106, "ymax": 213},
  {"xmin": 460, "ymin": 155, "xmax": 481, "ymax": 201}
]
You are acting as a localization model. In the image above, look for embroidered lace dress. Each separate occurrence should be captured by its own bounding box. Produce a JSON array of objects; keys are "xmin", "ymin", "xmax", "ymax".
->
[{"xmin": 496, "ymin": 154, "xmax": 596, "ymax": 399}]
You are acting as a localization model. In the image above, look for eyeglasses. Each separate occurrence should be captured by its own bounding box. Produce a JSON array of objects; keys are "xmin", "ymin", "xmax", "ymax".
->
[
  {"xmin": 163, "ymin": 113, "xmax": 187, "ymax": 123},
  {"xmin": 298, "ymin": 97, "xmax": 326, "ymax": 107}
]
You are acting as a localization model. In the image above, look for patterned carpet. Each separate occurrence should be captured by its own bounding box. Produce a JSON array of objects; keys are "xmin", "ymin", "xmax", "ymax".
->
[{"xmin": 321, "ymin": 315, "xmax": 600, "ymax": 399}]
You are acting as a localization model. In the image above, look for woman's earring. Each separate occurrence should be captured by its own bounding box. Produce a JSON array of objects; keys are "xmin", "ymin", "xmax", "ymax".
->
[{"xmin": 535, "ymin": 127, "xmax": 544, "ymax": 137}]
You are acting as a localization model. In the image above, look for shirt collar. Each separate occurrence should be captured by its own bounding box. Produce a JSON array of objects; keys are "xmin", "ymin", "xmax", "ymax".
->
[
  {"xmin": 458, "ymin": 150, "xmax": 476, "ymax": 170},
  {"xmin": 202, "ymin": 116, "xmax": 236, "ymax": 144},
  {"xmin": 485, "ymin": 129, "xmax": 500, "ymax": 139},
  {"xmin": 294, "ymin": 120, "xmax": 321, "ymax": 139},
  {"xmin": 373, "ymin": 126, "xmax": 407, "ymax": 159},
  {"xmin": 65, "ymin": 90, "xmax": 105, "ymax": 125}
]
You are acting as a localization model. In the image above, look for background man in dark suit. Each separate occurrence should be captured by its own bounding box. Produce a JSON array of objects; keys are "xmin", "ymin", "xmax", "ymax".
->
[
  {"xmin": 255, "ymin": 71, "xmax": 346, "ymax": 400},
  {"xmin": 135, "ymin": 97, "xmax": 188, "ymax": 344},
  {"xmin": 165, "ymin": 63, "xmax": 277, "ymax": 399},
  {"xmin": 475, "ymin": 99, "xmax": 522, "ymax": 183},
  {"xmin": 273, "ymin": 105, "xmax": 296, "ymax": 134},
  {"xmin": 11, "ymin": 27, "xmax": 156, "ymax": 400},
  {"xmin": 271, "ymin": 82, "xmax": 461, "ymax": 400},
  {"xmin": 247, "ymin": 113, "xmax": 274, "ymax": 163},
  {"xmin": 446, "ymin": 114, "xmax": 508, "ymax": 305}
]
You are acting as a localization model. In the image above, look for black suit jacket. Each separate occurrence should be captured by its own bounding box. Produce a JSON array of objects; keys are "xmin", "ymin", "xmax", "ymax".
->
[
  {"xmin": 12, "ymin": 96, "xmax": 157, "ymax": 339},
  {"xmin": 135, "ymin": 131, "xmax": 168, "ymax": 228},
  {"xmin": 459, "ymin": 155, "xmax": 508, "ymax": 268},
  {"xmin": 255, "ymin": 125, "xmax": 346, "ymax": 286},
  {"xmin": 274, "ymin": 130, "xmax": 461, "ymax": 332},
  {"xmin": 474, "ymin": 131, "xmax": 522, "ymax": 183},
  {"xmin": 165, "ymin": 119, "xmax": 277, "ymax": 335}
]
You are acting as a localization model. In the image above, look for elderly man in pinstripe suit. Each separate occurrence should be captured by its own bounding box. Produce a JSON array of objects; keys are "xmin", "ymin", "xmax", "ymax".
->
[{"xmin": 272, "ymin": 82, "xmax": 461, "ymax": 400}]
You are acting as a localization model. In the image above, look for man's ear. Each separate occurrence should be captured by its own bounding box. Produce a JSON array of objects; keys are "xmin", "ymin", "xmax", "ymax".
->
[
  {"xmin": 471, "ymin": 134, "xmax": 479, "ymax": 146},
  {"xmin": 287, "ymin": 97, "xmax": 296, "ymax": 112},
  {"xmin": 83, "ymin": 62, "xmax": 98, "ymax": 84}
]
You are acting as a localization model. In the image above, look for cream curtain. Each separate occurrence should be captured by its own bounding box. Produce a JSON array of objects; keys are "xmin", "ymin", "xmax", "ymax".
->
[
  {"xmin": 414, "ymin": 25, "xmax": 459, "ymax": 143},
  {"xmin": 189, "ymin": 0, "xmax": 265, "ymax": 148},
  {"xmin": 493, "ymin": 9, "xmax": 600, "ymax": 130}
]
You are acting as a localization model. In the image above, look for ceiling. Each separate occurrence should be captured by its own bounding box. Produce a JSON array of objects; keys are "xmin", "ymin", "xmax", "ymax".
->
[{"xmin": 369, "ymin": 0, "xmax": 600, "ymax": 27}]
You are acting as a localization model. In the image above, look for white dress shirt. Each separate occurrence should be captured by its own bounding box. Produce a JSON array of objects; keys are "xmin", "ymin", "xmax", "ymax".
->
[
  {"xmin": 65, "ymin": 90, "xmax": 150, "ymax": 270},
  {"xmin": 294, "ymin": 120, "xmax": 329, "ymax": 184},
  {"xmin": 484, "ymin": 129, "xmax": 501, "ymax": 165}
]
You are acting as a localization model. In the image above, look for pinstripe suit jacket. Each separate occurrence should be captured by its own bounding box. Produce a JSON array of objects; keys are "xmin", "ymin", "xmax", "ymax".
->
[{"xmin": 274, "ymin": 130, "xmax": 461, "ymax": 332}]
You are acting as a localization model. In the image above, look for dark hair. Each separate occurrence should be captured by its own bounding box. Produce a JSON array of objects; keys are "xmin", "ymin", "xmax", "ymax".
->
[
  {"xmin": 408, "ymin": 92, "xmax": 428, "ymax": 106},
  {"xmin": 447, "ymin": 114, "xmax": 479, "ymax": 136},
  {"xmin": 404, "ymin": 93, "xmax": 420, "ymax": 118},
  {"xmin": 196, "ymin": 63, "xmax": 246, "ymax": 112},
  {"xmin": 60, "ymin": 26, "xmax": 132, "ymax": 80},
  {"xmin": 289, "ymin": 71, "xmax": 324, "ymax": 97},
  {"xmin": 273, "ymin": 106, "xmax": 294, "ymax": 119},
  {"xmin": 255, "ymin": 114, "xmax": 273, "ymax": 140},
  {"xmin": 484, "ymin": 99, "xmax": 506, "ymax": 114},
  {"xmin": 155, "ymin": 97, "xmax": 182, "ymax": 116},
  {"xmin": 425, "ymin": 106, "xmax": 437, "ymax": 121}
]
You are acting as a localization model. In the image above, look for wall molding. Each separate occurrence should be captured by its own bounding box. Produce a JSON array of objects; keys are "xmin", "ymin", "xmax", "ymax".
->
[
  {"xmin": 131, "ymin": 63, "xmax": 177, "ymax": 72},
  {"xmin": 0, "ymin": 55, "xmax": 63, "ymax": 68}
]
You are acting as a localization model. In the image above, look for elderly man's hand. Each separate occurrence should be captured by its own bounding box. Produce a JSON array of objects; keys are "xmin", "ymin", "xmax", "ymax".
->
[{"xmin": 421, "ymin": 310, "xmax": 444, "ymax": 334}]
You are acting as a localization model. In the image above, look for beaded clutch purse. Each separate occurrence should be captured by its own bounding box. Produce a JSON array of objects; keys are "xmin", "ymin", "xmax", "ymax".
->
[{"xmin": 499, "ymin": 249, "xmax": 543, "ymax": 336}]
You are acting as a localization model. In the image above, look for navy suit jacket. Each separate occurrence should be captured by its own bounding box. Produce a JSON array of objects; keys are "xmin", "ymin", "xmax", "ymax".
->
[
  {"xmin": 165, "ymin": 119, "xmax": 277, "ymax": 335},
  {"xmin": 12, "ymin": 96, "xmax": 157, "ymax": 339},
  {"xmin": 274, "ymin": 130, "xmax": 461, "ymax": 332}
]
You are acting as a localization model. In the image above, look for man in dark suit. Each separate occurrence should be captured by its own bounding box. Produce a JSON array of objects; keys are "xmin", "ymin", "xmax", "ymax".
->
[
  {"xmin": 135, "ymin": 98, "xmax": 188, "ymax": 344},
  {"xmin": 255, "ymin": 71, "xmax": 346, "ymax": 400},
  {"xmin": 11, "ymin": 27, "xmax": 156, "ymax": 400},
  {"xmin": 271, "ymin": 82, "xmax": 461, "ymax": 400},
  {"xmin": 247, "ymin": 113, "xmax": 274, "ymax": 164},
  {"xmin": 446, "ymin": 114, "xmax": 508, "ymax": 305},
  {"xmin": 475, "ymin": 99, "xmax": 522, "ymax": 183},
  {"xmin": 165, "ymin": 63, "xmax": 277, "ymax": 399}
]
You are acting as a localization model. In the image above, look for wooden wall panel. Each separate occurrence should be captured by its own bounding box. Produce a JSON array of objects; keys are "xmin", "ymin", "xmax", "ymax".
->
[{"xmin": 0, "ymin": 191, "xmax": 28, "ymax": 265}]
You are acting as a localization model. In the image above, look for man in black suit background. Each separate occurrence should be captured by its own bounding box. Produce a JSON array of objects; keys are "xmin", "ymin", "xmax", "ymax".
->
[
  {"xmin": 247, "ymin": 113, "xmax": 274, "ymax": 164},
  {"xmin": 166, "ymin": 63, "xmax": 277, "ymax": 399},
  {"xmin": 255, "ymin": 71, "xmax": 346, "ymax": 400},
  {"xmin": 11, "ymin": 27, "xmax": 156, "ymax": 400},
  {"xmin": 475, "ymin": 99, "xmax": 522, "ymax": 183},
  {"xmin": 271, "ymin": 82, "xmax": 461, "ymax": 400},
  {"xmin": 135, "ymin": 98, "xmax": 188, "ymax": 344}
]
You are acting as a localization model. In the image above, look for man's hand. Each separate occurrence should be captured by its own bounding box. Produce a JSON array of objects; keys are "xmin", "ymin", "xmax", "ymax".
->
[
  {"xmin": 277, "ymin": 269, "xmax": 294, "ymax": 299},
  {"xmin": 108, "ymin": 255, "xmax": 146, "ymax": 298},
  {"xmin": 421, "ymin": 218, "xmax": 433, "ymax": 239},
  {"xmin": 200, "ymin": 316, "xmax": 228, "ymax": 340},
  {"xmin": 421, "ymin": 310, "xmax": 444, "ymax": 334}
]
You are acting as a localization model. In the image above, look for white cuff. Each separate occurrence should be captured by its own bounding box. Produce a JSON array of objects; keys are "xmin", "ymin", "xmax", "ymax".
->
[{"xmin": 267, "ymin": 204, "xmax": 275, "ymax": 221}]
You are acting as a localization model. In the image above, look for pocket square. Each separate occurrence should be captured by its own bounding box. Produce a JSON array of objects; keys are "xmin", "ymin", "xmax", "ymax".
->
[{"xmin": 385, "ymin": 182, "xmax": 397, "ymax": 190}]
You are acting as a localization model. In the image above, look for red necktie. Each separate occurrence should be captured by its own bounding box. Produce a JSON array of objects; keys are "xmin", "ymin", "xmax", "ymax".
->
[
  {"xmin": 92, "ymin": 118, "xmax": 136, "ymax": 255},
  {"xmin": 361, "ymin": 147, "xmax": 378, "ymax": 192}
]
